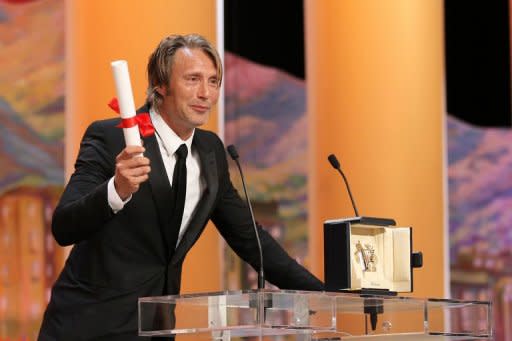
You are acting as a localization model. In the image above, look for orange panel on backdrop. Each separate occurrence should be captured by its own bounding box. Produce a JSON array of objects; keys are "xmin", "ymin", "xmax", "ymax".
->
[
  {"xmin": 305, "ymin": 1, "xmax": 445, "ymax": 298},
  {"xmin": 65, "ymin": 0, "xmax": 221, "ymax": 293}
]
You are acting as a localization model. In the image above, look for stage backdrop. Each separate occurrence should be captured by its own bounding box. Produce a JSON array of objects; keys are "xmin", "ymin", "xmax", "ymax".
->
[
  {"xmin": 223, "ymin": 0, "xmax": 312, "ymax": 289},
  {"xmin": 445, "ymin": 1, "xmax": 512, "ymax": 339},
  {"xmin": 0, "ymin": 0, "xmax": 65, "ymax": 339},
  {"xmin": 447, "ymin": 117, "xmax": 512, "ymax": 339}
]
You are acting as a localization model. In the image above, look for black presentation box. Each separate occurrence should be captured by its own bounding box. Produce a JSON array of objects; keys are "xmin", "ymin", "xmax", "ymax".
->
[{"xmin": 324, "ymin": 217, "xmax": 421, "ymax": 293}]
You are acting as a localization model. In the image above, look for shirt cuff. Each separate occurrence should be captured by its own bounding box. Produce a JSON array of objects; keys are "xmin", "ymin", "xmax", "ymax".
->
[{"xmin": 108, "ymin": 177, "xmax": 132, "ymax": 213}]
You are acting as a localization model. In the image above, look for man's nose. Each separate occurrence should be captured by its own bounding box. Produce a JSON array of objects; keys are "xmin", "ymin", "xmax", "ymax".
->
[{"xmin": 197, "ymin": 80, "xmax": 210, "ymax": 98}]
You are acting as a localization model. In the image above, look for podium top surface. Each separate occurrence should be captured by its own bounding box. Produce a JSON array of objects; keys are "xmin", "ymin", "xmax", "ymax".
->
[
  {"xmin": 139, "ymin": 288, "xmax": 490, "ymax": 310},
  {"xmin": 138, "ymin": 289, "xmax": 492, "ymax": 339}
]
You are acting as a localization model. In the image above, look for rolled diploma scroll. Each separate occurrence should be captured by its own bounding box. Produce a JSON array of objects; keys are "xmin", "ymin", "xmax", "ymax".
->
[{"xmin": 111, "ymin": 60, "xmax": 142, "ymax": 147}]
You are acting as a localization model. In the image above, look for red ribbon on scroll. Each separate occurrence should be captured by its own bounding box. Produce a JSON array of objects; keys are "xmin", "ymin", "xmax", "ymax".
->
[{"xmin": 108, "ymin": 98, "xmax": 155, "ymax": 137}]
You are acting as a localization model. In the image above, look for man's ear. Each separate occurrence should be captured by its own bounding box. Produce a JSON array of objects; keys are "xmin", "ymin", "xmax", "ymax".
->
[{"xmin": 155, "ymin": 85, "xmax": 166, "ymax": 97}]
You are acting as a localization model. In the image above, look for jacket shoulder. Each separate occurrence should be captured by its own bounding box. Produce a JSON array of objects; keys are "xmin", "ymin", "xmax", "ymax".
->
[
  {"xmin": 85, "ymin": 117, "xmax": 121, "ymax": 133},
  {"xmin": 194, "ymin": 128, "xmax": 224, "ymax": 149},
  {"xmin": 195, "ymin": 128, "xmax": 221, "ymax": 141}
]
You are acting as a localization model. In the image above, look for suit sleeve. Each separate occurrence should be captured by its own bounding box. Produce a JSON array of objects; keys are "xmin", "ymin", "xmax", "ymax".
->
[
  {"xmin": 52, "ymin": 121, "xmax": 116, "ymax": 246},
  {"xmin": 210, "ymin": 137, "xmax": 324, "ymax": 291}
]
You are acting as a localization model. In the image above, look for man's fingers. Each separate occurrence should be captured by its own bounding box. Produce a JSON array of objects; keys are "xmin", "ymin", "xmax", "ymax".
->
[
  {"xmin": 116, "ymin": 157, "xmax": 150, "ymax": 170},
  {"xmin": 131, "ymin": 174, "xmax": 149, "ymax": 184},
  {"xmin": 116, "ymin": 146, "xmax": 146, "ymax": 162},
  {"xmin": 115, "ymin": 170, "xmax": 150, "ymax": 199},
  {"xmin": 114, "ymin": 147, "xmax": 150, "ymax": 198},
  {"xmin": 120, "ymin": 165, "xmax": 151, "ymax": 178},
  {"xmin": 125, "ymin": 174, "xmax": 149, "ymax": 191},
  {"xmin": 125, "ymin": 145, "xmax": 145, "ymax": 154}
]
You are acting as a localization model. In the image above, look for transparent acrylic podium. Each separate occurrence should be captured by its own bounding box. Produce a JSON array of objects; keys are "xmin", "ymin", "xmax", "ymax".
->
[{"xmin": 139, "ymin": 290, "xmax": 492, "ymax": 340}]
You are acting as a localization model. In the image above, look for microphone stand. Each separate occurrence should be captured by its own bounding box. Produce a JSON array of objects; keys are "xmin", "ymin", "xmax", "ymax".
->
[
  {"xmin": 227, "ymin": 145, "xmax": 265, "ymax": 289},
  {"xmin": 327, "ymin": 154, "xmax": 359, "ymax": 217}
]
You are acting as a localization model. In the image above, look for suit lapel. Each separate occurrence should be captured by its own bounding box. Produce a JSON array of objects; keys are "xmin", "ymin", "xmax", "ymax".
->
[
  {"xmin": 143, "ymin": 132, "xmax": 173, "ymax": 259},
  {"xmin": 172, "ymin": 132, "xmax": 219, "ymax": 264}
]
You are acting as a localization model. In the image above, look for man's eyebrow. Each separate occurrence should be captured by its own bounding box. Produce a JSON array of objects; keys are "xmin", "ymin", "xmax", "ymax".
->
[{"xmin": 182, "ymin": 71, "xmax": 218, "ymax": 79}]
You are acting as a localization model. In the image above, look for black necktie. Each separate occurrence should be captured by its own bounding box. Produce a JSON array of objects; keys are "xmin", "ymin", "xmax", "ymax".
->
[{"xmin": 168, "ymin": 143, "xmax": 188, "ymax": 251}]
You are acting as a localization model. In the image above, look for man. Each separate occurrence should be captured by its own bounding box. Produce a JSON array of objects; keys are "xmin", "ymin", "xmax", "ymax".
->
[{"xmin": 38, "ymin": 34, "xmax": 323, "ymax": 340}]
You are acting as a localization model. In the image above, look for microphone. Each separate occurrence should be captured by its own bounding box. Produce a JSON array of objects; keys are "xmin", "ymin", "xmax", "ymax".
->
[
  {"xmin": 227, "ymin": 145, "xmax": 265, "ymax": 289},
  {"xmin": 327, "ymin": 154, "xmax": 360, "ymax": 217}
]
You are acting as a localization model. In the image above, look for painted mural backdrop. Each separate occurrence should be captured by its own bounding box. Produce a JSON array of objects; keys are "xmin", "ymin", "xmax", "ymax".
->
[
  {"xmin": 223, "ymin": 52, "xmax": 310, "ymax": 289},
  {"xmin": 448, "ymin": 115, "xmax": 512, "ymax": 340},
  {"xmin": 0, "ymin": 0, "xmax": 65, "ymax": 339}
]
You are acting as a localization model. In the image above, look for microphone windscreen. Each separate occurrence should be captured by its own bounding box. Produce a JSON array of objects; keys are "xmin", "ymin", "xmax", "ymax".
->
[
  {"xmin": 327, "ymin": 154, "xmax": 340, "ymax": 169},
  {"xmin": 227, "ymin": 145, "xmax": 239, "ymax": 160}
]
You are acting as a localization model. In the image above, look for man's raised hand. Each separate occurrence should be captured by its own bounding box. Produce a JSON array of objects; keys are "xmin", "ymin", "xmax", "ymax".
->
[{"xmin": 114, "ymin": 146, "xmax": 151, "ymax": 200}]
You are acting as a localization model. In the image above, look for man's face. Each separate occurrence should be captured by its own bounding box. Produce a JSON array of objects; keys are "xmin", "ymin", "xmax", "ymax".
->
[{"xmin": 158, "ymin": 47, "xmax": 220, "ymax": 140}]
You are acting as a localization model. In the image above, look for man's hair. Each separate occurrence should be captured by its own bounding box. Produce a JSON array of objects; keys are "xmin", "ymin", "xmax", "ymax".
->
[{"xmin": 146, "ymin": 34, "xmax": 223, "ymax": 109}]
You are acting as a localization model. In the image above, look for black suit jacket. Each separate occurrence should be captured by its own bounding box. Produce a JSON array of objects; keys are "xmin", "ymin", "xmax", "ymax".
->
[{"xmin": 38, "ymin": 113, "xmax": 323, "ymax": 340}]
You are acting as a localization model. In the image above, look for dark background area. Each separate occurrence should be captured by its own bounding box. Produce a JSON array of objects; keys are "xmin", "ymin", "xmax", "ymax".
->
[
  {"xmin": 225, "ymin": 0, "xmax": 512, "ymax": 127},
  {"xmin": 225, "ymin": 0, "xmax": 305, "ymax": 79},
  {"xmin": 445, "ymin": 0, "xmax": 511, "ymax": 127}
]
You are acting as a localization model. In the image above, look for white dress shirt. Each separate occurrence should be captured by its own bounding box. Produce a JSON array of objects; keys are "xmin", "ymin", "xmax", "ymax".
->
[{"xmin": 108, "ymin": 108, "xmax": 205, "ymax": 248}]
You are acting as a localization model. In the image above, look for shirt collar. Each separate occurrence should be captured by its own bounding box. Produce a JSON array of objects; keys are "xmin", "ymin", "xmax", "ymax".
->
[{"xmin": 149, "ymin": 107, "xmax": 194, "ymax": 156}]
